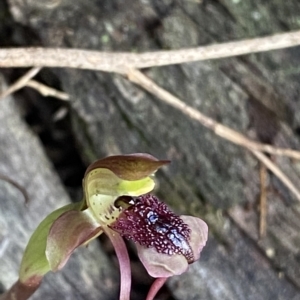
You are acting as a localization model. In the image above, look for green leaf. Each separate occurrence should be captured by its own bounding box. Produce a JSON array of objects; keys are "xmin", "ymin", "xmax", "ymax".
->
[{"xmin": 19, "ymin": 202, "xmax": 82, "ymax": 283}]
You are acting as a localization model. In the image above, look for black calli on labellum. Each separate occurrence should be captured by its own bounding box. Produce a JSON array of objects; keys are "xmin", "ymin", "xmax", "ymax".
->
[{"xmin": 111, "ymin": 194, "xmax": 194, "ymax": 263}]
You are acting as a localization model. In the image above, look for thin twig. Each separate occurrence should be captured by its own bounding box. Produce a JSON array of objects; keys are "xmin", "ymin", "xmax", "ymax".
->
[
  {"xmin": 251, "ymin": 150, "xmax": 300, "ymax": 201},
  {"xmin": 0, "ymin": 67, "xmax": 41, "ymax": 100},
  {"xmin": 259, "ymin": 163, "xmax": 268, "ymax": 238},
  {"xmin": 26, "ymin": 80, "xmax": 70, "ymax": 101},
  {"xmin": 0, "ymin": 174, "xmax": 29, "ymax": 203},
  {"xmin": 0, "ymin": 30, "xmax": 300, "ymax": 73},
  {"xmin": 127, "ymin": 69, "xmax": 300, "ymax": 160},
  {"xmin": 126, "ymin": 69, "xmax": 300, "ymax": 202}
]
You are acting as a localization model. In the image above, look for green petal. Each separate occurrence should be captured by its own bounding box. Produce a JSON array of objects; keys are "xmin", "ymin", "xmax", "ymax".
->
[
  {"xmin": 46, "ymin": 208, "xmax": 102, "ymax": 271},
  {"xmin": 19, "ymin": 202, "xmax": 82, "ymax": 283},
  {"xmin": 85, "ymin": 169, "xmax": 156, "ymax": 224},
  {"xmin": 84, "ymin": 154, "xmax": 169, "ymax": 224}
]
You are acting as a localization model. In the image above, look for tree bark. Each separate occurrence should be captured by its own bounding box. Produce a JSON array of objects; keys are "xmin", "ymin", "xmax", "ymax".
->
[{"xmin": 3, "ymin": 0, "xmax": 300, "ymax": 299}]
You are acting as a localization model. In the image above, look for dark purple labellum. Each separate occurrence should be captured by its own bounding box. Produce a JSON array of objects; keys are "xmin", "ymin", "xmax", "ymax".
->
[{"xmin": 111, "ymin": 194, "xmax": 194, "ymax": 263}]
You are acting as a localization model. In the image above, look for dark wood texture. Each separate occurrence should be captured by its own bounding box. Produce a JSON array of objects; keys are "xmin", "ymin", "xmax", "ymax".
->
[{"xmin": 2, "ymin": 0, "xmax": 300, "ymax": 299}]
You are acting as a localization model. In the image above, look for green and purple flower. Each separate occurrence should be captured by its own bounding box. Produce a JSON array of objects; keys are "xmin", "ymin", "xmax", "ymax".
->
[{"xmin": 1, "ymin": 154, "xmax": 208, "ymax": 300}]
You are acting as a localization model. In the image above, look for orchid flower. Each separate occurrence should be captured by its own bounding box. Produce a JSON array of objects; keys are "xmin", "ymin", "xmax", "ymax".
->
[{"xmin": 0, "ymin": 154, "xmax": 208, "ymax": 300}]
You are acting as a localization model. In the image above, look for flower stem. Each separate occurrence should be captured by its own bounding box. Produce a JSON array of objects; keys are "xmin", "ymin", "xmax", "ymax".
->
[
  {"xmin": 104, "ymin": 227, "xmax": 131, "ymax": 300},
  {"xmin": 0, "ymin": 280, "xmax": 41, "ymax": 300},
  {"xmin": 146, "ymin": 277, "xmax": 167, "ymax": 300}
]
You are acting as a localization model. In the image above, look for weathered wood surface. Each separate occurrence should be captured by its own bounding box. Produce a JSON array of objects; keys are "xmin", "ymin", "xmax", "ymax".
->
[
  {"xmin": 2, "ymin": 0, "xmax": 300, "ymax": 299},
  {"xmin": 0, "ymin": 76, "xmax": 119, "ymax": 299}
]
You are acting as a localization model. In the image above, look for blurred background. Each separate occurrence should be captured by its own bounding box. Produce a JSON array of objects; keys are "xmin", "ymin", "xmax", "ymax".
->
[{"xmin": 0, "ymin": 0, "xmax": 300, "ymax": 299}]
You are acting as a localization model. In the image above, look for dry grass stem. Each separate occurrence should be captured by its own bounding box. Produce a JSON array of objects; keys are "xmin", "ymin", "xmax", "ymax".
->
[
  {"xmin": 0, "ymin": 174, "xmax": 29, "ymax": 203},
  {"xmin": 127, "ymin": 69, "xmax": 300, "ymax": 202},
  {"xmin": 0, "ymin": 67, "xmax": 41, "ymax": 100},
  {"xmin": 127, "ymin": 69, "xmax": 300, "ymax": 160},
  {"xmin": 251, "ymin": 150, "xmax": 300, "ymax": 201},
  {"xmin": 0, "ymin": 30, "xmax": 300, "ymax": 73},
  {"xmin": 26, "ymin": 80, "xmax": 70, "ymax": 101},
  {"xmin": 259, "ymin": 164, "xmax": 268, "ymax": 238}
]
